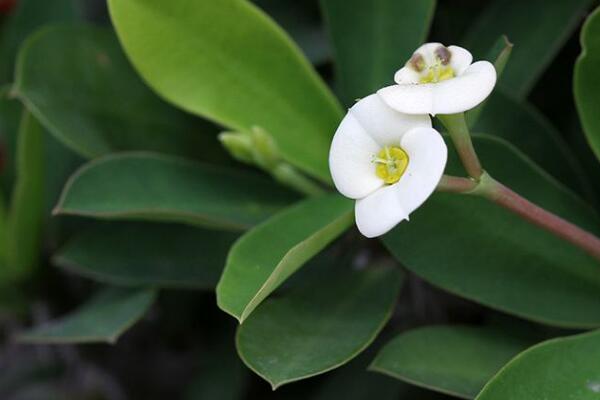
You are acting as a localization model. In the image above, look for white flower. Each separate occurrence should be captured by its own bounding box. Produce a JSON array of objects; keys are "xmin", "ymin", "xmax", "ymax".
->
[
  {"xmin": 329, "ymin": 94, "xmax": 448, "ymax": 238},
  {"xmin": 378, "ymin": 43, "xmax": 497, "ymax": 115}
]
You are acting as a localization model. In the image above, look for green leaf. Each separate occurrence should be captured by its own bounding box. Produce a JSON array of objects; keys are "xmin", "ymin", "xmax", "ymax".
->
[
  {"xmin": 462, "ymin": 0, "xmax": 594, "ymax": 98},
  {"xmin": 236, "ymin": 266, "xmax": 403, "ymax": 389},
  {"xmin": 477, "ymin": 330, "xmax": 600, "ymax": 400},
  {"xmin": 371, "ymin": 325, "xmax": 534, "ymax": 399},
  {"xmin": 54, "ymin": 222, "xmax": 237, "ymax": 289},
  {"xmin": 314, "ymin": 355, "xmax": 450, "ymax": 400},
  {"xmin": 14, "ymin": 24, "xmax": 225, "ymax": 161},
  {"xmin": 54, "ymin": 152, "xmax": 298, "ymax": 231},
  {"xmin": 217, "ymin": 194, "xmax": 354, "ymax": 322},
  {"xmin": 19, "ymin": 287, "xmax": 156, "ymax": 344},
  {"xmin": 108, "ymin": 0, "xmax": 342, "ymax": 183},
  {"xmin": 575, "ymin": 6, "xmax": 600, "ymax": 163},
  {"xmin": 4, "ymin": 109, "xmax": 44, "ymax": 282},
  {"xmin": 320, "ymin": 0, "xmax": 435, "ymax": 105},
  {"xmin": 474, "ymin": 90, "xmax": 591, "ymax": 197},
  {"xmin": 384, "ymin": 134, "xmax": 600, "ymax": 328},
  {"xmin": 0, "ymin": 0, "xmax": 80, "ymax": 84},
  {"xmin": 254, "ymin": 0, "xmax": 330, "ymax": 65}
]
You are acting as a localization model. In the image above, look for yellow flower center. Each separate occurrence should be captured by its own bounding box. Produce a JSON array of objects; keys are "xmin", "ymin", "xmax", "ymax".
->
[
  {"xmin": 373, "ymin": 146, "xmax": 409, "ymax": 184},
  {"xmin": 419, "ymin": 64, "xmax": 455, "ymax": 84}
]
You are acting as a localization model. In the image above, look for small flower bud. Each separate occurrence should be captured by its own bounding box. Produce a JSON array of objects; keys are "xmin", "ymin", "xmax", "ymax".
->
[{"xmin": 218, "ymin": 131, "xmax": 254, "ymax": 164}]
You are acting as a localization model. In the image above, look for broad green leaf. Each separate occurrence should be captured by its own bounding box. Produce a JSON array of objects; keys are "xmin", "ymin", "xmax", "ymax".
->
[
  {"xmin": 575, "ymin": 6, "xmax": 600, "ymax": 163},
  {"xmin": 217, "ymin": 194, "xmax": 353, "ymax": 322},
  {"xmin": 19, "ymin": 287, "xmax": 156, "ymax": 344},
  {"xmin": 236, "ymin": 266, "xmax": 402, "ymax": 388},
  {"xmin": 477, "ymin": 330, "xmax": 600, "ymax": 400},
  {"xmin": 54, "ymin": 152, "xmax": 298, "ymax": 231},
  {"xmin": 384, "ymin": 134, "xmax": 600, "ymax": 328},
  {"xmin": 371, "ymin": 325, "xmax": 534, "ymax": 399},
  {"xmin": 254, "ymin": 0, "xmax": 330, "ymax": 65},
  {"xmin": 54, "ymin": 222, "xmax": 237, "ymax": 289},
  {"xmin": 462, "ymin": 0, "xmax": 594, "ymax": 98},
  {"xmin": 4, "ymin": 109, "xmax": 43, "ymax": 282},
  {"xmin": 0, "ymin": 0, "xmax": 80, "ymax": 83},
  {"xmin": 474, "ymin": 90, "xmax": 591, "ymax": 197},
  {"xmin": 14, "ymin": 25, "xmax": 225, "ymax": 161},
  {"xmin": 314, "ymin": 355, "xmax": 450, "ymax": 400},
  {"xmin": 108, "ymin": 0, "xmax": 342, "ymax": 183},
  {"xmin": 320, "ymin": 0, "xmax": 435, "ymax": 105}
]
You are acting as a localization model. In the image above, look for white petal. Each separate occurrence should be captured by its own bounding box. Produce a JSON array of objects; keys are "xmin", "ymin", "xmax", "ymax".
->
[
  {"xmin": 447, "ymin": 45, "xmax": 473, "ymax": 75},
  {"xmin": 396, "ymin": 127, "xmax": 447, "ymax": 214},
  {"xmin": 355, "ymin": 185, "xmax": 408, "ymax": 238},
  {"xmin": 430, "ymin": 61, "xmax": 496, "ymax": 114},
  {"xmin": 350, "ymin": 94, "xmax": 431, "ymax": 146},
  {"xmin": 354, "ymin": 127, "xmax": 447, "ymax": 238},
  {"xmin": 377, "ymin": 61, "xmax": 497, "ymax": 115},
  {"xmin": 394, "ymin": 66, "xmax": 420, "ymax": 84},
  {"xmin": 329, "ymin": 113, "xmax": 382, "ymax": 199},
  {"xmin": 413, "ymin": 42, "xmax": 444, "ymax": 65}
]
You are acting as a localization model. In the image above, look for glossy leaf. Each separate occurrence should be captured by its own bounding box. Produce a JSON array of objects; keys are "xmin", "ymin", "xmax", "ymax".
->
[
  {"xmin": 320, "ymin": 0, "xmax": 436, "ymax": 105},
  {"xmin": 4, "ymin": 109, "xmax": 43, "ymax": 282},
  {"xmin": 0, "ymin": 0, "xmax": 80, "ymax": 83},
  {"xmin": 371, "ymin": 325, "xmax": 534, "ymax": 399},
  {"xmin": 575, "ymin": 6, "xmax": 600, "ymax": 163},
  {"xmin": 254, "ymin": 0, "xmax": 330, "ymax": 65},
  {"xmin": 383, "ymin": 135, "xmax": 600, "ymax": 328},
  {"xmin": 108, "ymin": 0, "xmax": 342, "ymax": 182},
  {"xmin": 54, "ymin": 152, "xmax": 298, "ymax": 231},
  {"xmin": 19, "ymin": 288, "xmax": 156, "ymax": 344},
  {"xmin": 314, "ymin": 354, "xmax": 451, "ymax": 400},
  {"xmin": 217, "ymin": 195, "xmax": 353, "ymax": 323},
  {"xmin": 474, "ymin": 90, "xmax": 590, "ymax": 196},
  {"xmin": 14, "ymin": 25, "xmax": 224, "ymax": 161},
  {"xmin": 54, "ymin": 222, "xmax": 237, "ymax": 289},
  {"xmin": 477, "ymin": 330, "xmax": 600, "ymax": 400},
  {"xmin": 462, "ymin": 0, "xmax": 594, "ymax": 98},
  {"xmin": 236, "ymin": 266, "xmax": 402, "ymax": 388}
]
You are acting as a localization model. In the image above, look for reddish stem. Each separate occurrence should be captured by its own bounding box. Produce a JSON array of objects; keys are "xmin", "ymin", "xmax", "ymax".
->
[{"xmin": 483, "ymin": 178, "xmax": 600, "ymax": 262}]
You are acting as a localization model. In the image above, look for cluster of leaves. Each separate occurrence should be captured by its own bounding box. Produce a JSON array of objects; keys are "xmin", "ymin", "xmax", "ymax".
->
[{"xmin": 1, "ymin": 0, "xmax": 600, "ymax": 398}]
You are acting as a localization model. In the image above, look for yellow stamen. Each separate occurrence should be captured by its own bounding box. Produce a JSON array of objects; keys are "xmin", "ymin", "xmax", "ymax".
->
[
  {"xmin": 419, "ymin": 65, "xmax": 455, "ymax": 84},
  {"xmin": 373, "ymin": 146, "xmax": 409, "ymax": 184}
]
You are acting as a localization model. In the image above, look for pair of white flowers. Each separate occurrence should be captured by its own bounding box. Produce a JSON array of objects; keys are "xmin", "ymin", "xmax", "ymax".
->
[{"xmin": 329, "ymin": 43, "xmax": 497, "ymax": 237}]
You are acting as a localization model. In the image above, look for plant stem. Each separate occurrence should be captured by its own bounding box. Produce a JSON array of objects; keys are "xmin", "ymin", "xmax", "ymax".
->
[
  {"xmin": 437, "ymin": 175, "xmax": 477, "ymax": 193},
  {"xmin": 438, "ymin": 172, "xmax": 600, "ymax": 262},
  {"xmin": 272, "ymin": 164, "xmax": 325, "ymax": 196},
  {"xmin": 437, "ymin": 113, "xmax": 483, "ymax": 179}
]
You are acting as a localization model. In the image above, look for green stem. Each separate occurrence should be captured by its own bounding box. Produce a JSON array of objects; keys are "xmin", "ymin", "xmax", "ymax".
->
[
  {"xmin": 272, "ymin": 164, "xmax": 325, "ymax": 196},
  {"xmin": 438, "ymin": 173, "xmax": 600, "ymax": 262},
  {"xmin": 437, "ymin": 113, "xmax": 483, "ymax": 179}
]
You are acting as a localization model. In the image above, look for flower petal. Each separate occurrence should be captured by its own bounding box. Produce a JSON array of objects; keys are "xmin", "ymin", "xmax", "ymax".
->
[
  {"xmin": 448, "ymin": 45, "xmax": 473, "ymax": 75},
  {"xmin": 350, "ymin": 94, "xmax": 431, "ymax": 146},
  {"xmin": 396, "ymin": 127, "xmax": 447, "ymax": 214},
  {"xmin": 329, "ymin": 113, "xmax": 382, "ymax": 199},
  {"xmin": 355, "ymin": 185, "xmax": 408, "ymax": 238},
  {"xmin": 413, "ymin": 42, "xmax": 444, "ymax": 65},
  {"xmin": 394, "ymin": 66, "xmax": 420, "ymax": 84},
  {"xmin": 355, "ymin": 127, "xmax": 447, "ymax": 238},
  {"xmin": 377, "ymin": 61, "xmax": 497, "ymax": 115}
]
